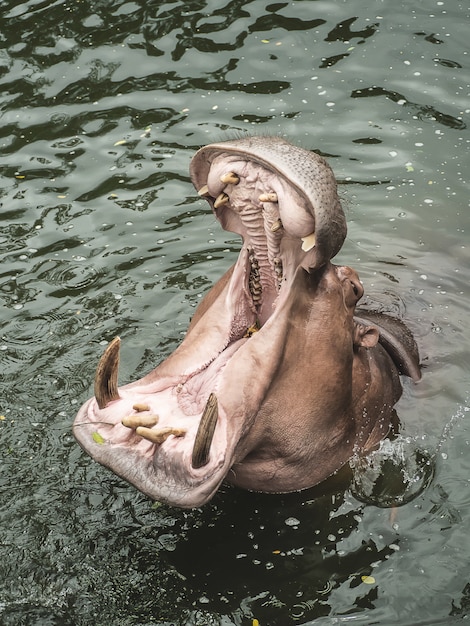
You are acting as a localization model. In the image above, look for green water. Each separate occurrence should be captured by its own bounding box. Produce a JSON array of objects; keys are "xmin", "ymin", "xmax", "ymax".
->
[{"xmin": 0, "ymin": 1, "xmax": 469, "ymax": 624}]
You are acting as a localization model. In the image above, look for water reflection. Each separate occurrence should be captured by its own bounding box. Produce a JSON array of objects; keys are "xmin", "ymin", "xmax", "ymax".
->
[
  {"xmin": 165, "ymin": 480, "xmax": 397, "ymax": 625},
  {"xmin": 351, "ymin": 86, "xmax": 466, "ymax": 130}
]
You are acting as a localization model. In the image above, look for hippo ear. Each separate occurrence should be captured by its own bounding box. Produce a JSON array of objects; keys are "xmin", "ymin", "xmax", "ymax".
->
[{"xmin": 353, "ymin": 322, "xmax": 379, "ymax": 349}]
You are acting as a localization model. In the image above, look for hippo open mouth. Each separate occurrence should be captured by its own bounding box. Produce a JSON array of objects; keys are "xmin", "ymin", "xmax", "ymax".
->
[{"xmin": 73, "ymin": 136, "xmax": 419, "ymax": 508}]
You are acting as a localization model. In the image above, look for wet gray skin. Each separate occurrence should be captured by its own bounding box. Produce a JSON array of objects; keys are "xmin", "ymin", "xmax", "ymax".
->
[{"xmin": 73, "ymin": 136, "xmax": 420, "ymax": 508}]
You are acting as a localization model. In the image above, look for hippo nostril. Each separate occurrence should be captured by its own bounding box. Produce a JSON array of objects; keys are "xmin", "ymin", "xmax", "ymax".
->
[{"xmin": 350, "ymin": 279, "xmax": 364, "ymax": 300}]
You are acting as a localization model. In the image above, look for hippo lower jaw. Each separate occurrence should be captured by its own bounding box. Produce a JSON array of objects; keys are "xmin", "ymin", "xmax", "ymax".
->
[{"xmin": 74, "ymin": 247, "xmax": 336, "ymax": 507}]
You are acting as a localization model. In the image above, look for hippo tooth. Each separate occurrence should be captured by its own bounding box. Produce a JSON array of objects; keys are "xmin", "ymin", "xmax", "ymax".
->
[
  {"xmin": 198, "ymin": 184, "xmax": 210, "ymax": 196},
  {"xmin": 94, "ymin": 337, "xmax": 122, "ymax": 410},
  {"xmin": 214, "ymin": 192, "xmax": 229, "ymax": 209},
  {"xmin": 244, "ymin": 322, "xmax": 260, "ymax": 337},
  {"xmin": 121, "ymin": 414, "xmax": 160, "ymax": 429},
  {"xmin": 301, "ymin": 232, "xmax": 316, "ymax": 252},
  {"xmin": 220, "ymin": 171, "xmax": 240, "ymax": 185},
  {"xmin": 192, "ymin": 393, "xmax": 218, "ymax": 469},
  {"xmin": 273, "ymin": 257, "xmax": 283, "ymax": 285},
  {"xmin": 259, "ymin": 192, "xmax": 278, "ymax": 203},
  {"xmin": 270, "ymin": 218, "xmax": 283, "ymax": 232},
  {"xmin": 136, "ymin": 426, "xmax": 186, "ymax": 444},
  {"xmin": 132, "ymin": 403, "xmax": 150, "ymax": 412}
]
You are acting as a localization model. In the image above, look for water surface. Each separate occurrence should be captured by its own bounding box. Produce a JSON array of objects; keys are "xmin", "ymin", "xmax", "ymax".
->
[{"xmin": 1, "ymin": 1, "xmax": 469, "ymax": 624}]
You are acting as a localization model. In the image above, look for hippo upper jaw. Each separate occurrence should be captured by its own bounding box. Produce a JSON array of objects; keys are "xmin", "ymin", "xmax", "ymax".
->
[{"xmin": 190, "ymin": 135, "xmax": 347, "ymax": 272}]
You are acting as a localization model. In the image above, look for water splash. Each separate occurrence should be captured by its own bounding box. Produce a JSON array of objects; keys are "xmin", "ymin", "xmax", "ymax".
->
[
  {"xmin": 436, "ymin": 396, "xmax": 470, "ymax": 456},
  {"xmin": 349, "ymin": 435, "xmax": 435, "ymax": 508}
]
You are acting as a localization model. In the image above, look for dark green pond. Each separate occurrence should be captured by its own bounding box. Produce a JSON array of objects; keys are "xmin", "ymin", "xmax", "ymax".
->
[{"xmin": 1, "ymin": 1, "xmax": 469, "ymax": 624}]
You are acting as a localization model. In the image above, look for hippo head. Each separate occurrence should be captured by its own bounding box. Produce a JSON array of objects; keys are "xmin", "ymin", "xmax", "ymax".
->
[{"xmin": 73, "ymin": 137, "xmax": 418, "ymax": 508}]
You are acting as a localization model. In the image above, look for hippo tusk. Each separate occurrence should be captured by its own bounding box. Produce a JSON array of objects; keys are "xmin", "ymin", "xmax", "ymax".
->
[
  {"xmin": 122, "ymin": 414, "xmax": 160, "ymax": 428},
  {"xmin": 198, "ymin": 184, "xmax": 210, "ymax": 196},
  {"xmin": 214, "ymin": 192, "xmax": 229, "ymax": 209},
  {"xmin": 192, "ymin": 393, "xmax": 218, "ymax": 469},
  {"xmin": 136, "ymin": 426, "xmax": 186, "ymax": 444},
  {"xmin": 301, "ymin": 232, "xmax": 316, "ymax": 252},
  {"xmin": 220, "ymin": 171, "xmax": 240, "ymax": 185},
  {"xmin": 94, "ymin": 337, "xmax": 122, "ymax": 409}
]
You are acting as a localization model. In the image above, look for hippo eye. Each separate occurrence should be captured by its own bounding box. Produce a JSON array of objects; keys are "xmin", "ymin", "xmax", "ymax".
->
[{"xmin": 350, "ymin": 281, "xmax": 359, "ymax": 296}]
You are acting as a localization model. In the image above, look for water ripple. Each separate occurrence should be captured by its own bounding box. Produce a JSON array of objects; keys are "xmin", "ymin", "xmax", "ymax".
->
[{"xmin": 0, "ymin": 0, "xmax": 469, "ymax": 624}]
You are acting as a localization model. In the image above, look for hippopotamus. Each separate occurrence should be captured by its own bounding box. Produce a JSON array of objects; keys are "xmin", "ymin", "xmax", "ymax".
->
[{"xmin": 73, "ymin": 136, "xmax": 421, "ymax": 508}]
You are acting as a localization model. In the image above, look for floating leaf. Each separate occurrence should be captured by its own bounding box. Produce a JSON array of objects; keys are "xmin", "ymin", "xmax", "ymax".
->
[
  {"xmin": 361, "ymin": 575, "xmax": 376, "ymax": 585},
  {"xmin": 252, "ymin": 620, "xmax": 259, "ymax": 626},
  {"xmin": 114, "ymin": 139, "xmax": 127, "ymax": 146},
  {"xmin": 92, "ymin": 431, "xmax": 105, "ymax": 445}
]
